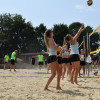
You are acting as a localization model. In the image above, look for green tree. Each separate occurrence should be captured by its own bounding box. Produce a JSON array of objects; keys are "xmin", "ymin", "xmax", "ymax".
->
[
  {"xmin": 0, "ymin": 13, "xmax": 37, "ymax": 57},
  {"xmin": 35, "ymin": 24, "xmax": 47, "ymax": 52},
  {"xmin": 69, "ymin": 22, "xmax": 86, "ymax": 46},
  {"xmin": 53, "ymin": 24, "xmax": 69, "ymax": 46}
]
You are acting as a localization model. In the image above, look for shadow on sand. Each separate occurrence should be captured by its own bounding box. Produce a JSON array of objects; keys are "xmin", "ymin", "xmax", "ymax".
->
[
  {"xmin": 35, "ymin": 72, "xmax": 51, "ymax": 74},
  {"xmin": 61, "ymin": 90, "xmax": 85, "ymax": 96},
  {"xmin": 78, "ymin": 86, "xmax": 100, "ymax": 90},
  {"xmin": 78, "ymin": 76, "xmax": 100, "ymax": 79}
]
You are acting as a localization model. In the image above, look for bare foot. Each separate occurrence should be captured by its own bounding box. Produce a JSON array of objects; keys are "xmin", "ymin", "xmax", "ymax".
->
[
  {"xmin": 74, "ymin": 80, "xmax": 79, "ymax": 85},
  {"xmin": 70, "ymin": 80, "xmax": 74, "ymax": 84},
  {"xmin": 62, "ymin": 77, "xmax": 64, "ymax": 80},
  {"xmin": 56, "ymin": 87, "xmax": 62, "ymax": 90},
  {"xmin": 14, "ymin": 70, "xmax": 16, "ymax": 72},
  {"xmin": 10, "ymin": 70, "xmax": 11, "ymax": 72},
  {"xmin": 44, "ymin": 88, "xmax": 50, "ymax": 91}
]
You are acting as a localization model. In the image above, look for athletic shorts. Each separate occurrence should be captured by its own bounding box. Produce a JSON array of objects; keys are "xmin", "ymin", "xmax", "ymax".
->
[
  {"xmin": 5, "ymin": 62, "xmax": 8, "ymax": 64},
  {"xmin": 57, "ymin": 57, "xmax": 62, "ymax": 64},
  {"xmin": 47, "ymin": 55, "xmax": 57, "ymax": 64},
  {"xmin": 62, "ymin": 58, "xmax": 69, "ymax": 64},
  {"xmin": 89, "ymin": 63, "xmax": 92, "ymax": 65},
  {"xmin": 32, "ymin": 61, "xmax": 35, "ymax": 65},
  {"xmin": 69, "ymin": 54, "xmax": 80, "ymax": 62},
  {"xmin": 70, "ymin": 62, "xmax": 72, "ymax": 65},
  {"xmin": 38, "ymin": 62, "xmax": 43, "ymax": 65},
  {"xmin": 80, "ymin": 61, "xmax": 85, "ymax": 66},
  {"xmin": 68, "ymin": 59, "xmax": 72, "ymax": 65},
  {"xmin": 11, "ymin": 60, "xmax": 15, "ymax": 65}
]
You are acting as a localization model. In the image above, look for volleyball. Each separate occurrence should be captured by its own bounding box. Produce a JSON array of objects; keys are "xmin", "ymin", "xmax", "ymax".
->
[{"xmin": 87, "ymin": 0, "xmax": 93, "ymax": 6}]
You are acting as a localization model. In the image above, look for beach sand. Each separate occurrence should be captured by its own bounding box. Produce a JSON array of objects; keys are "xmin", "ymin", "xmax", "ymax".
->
[{"xmin": 0, "ymin": 68, "xmax": 100, "ymax": 100}]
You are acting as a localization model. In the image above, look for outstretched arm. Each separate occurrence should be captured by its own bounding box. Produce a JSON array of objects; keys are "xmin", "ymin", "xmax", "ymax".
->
[
  {"xmin": 42, "ymin": 49, "xmax": 49, "ymax": 55},
  {"xmin": 73, "ymin": 23, "xmax": 84, "ymax": 41},
  {"xmin": 59, "ymin": 49, "xmax": 64, "ymax": 56}
]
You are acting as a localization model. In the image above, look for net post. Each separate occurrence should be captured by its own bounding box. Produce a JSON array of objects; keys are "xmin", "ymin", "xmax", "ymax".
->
[
  {"xmin": 83, "ymin": 36, "xmax": 86, "ymax": 75},
  {"xmin": 86, "ymin": 32, "xmax": 89, "ymax": 77}
]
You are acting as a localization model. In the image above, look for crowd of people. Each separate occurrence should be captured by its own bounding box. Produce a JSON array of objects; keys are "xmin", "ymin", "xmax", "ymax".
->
[
  {"xmin": 2, "ymin": 23, "xmax": 99, "ymax": 91},
  {"xmin": 4, "ymin": 50, "xmax": 18, "ymax": 71},
  {"xmin": 43, "ymin": 23, "xmax": 99, "ymax": 91}
]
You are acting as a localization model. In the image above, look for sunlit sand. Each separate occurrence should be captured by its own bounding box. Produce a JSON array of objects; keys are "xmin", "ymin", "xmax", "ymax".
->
[{"xmin": 0, "ymin": 68, "xmax": 100, "ymax": 100}]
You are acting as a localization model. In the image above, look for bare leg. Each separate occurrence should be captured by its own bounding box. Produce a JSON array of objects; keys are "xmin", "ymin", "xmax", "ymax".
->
[
  {"xmin": 44, "ymin": 62, "xmax": 58, "ymax": 90},
  {"xmin": 74, "ymin": 61, "xmax": 80, "ymax": 85},
  {"xmin": 67, "ymin": 63, "xmax": 72, "ymax": 78},
  {"xmin": 62, "ymin": 64, "xmax": 66, "ymax": 80},
  {"xmin": 12, "ymin": 65, "xmax": 16, "ymax": 71},
  {"xmin": 90, "ymin": 65, "xmax": 92, "ymax": 72},
  {"xmin": 10, "ymin": 65, "xmax": 12, "ymax": 71},
  {"xmin": 70, "ymin": 62, "xmax": 75, "ymax": 84},
  {"xmin": 4, "ymin": 63, "xmax": 7, "ymax": 70},
  {"xmin": 79, "ymin": 66, "xmax": 82, "ymax": 77},
  {"xmin": 74, "ymin": 68, "xmax": 79, "ymax": 85},
  {"xmin": 39, "ymin": 65, "xmax": 42, "ymax": 70},
  {"xmin": 83, "ymin": 66, "xmax": 85, "ymax": 77},
  {"xmin": 56, "ymin": 64, "xmax": 62, "ymax": 90},
  {"xmin": 70, "ymin": 69, "xmax": 75, "ymax": 84},
  {"xmin": 89, "ymin": 65, "xmax": 92, "ymax": 72}
]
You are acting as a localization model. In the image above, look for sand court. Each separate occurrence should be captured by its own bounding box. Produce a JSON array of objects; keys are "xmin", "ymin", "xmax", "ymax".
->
[{"xmin": 0, "ymin": 69, "xmax": 100, "ymax": 100}]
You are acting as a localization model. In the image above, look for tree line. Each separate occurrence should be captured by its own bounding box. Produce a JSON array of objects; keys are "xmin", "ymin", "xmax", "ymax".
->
[{"xmin": 0, "ymin": 13, "xmax": 99, "ymax": 57}]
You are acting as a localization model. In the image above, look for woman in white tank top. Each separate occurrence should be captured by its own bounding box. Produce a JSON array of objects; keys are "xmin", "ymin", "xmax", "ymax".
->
[
  {"xmin": 65, "ymin": 23, "xmax": 84, "ymax": 85},
  {"xmin": 60, "ymin": 43, "xmax": 72, "ymax": 80},
  {"xmin": 44, "ymin": 29, "xmax": 62, "ymax": 91},
  {"xmin": 79, "ymin": 49, "xmax": 86, "ymax": 77},
  {"xmin": 87, "ymin": 53, "xmax": 92, "ymax": 72}
]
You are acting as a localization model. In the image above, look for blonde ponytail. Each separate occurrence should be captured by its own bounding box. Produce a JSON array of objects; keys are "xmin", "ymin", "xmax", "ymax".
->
[
  {"xmin": 63, "ymin": 37, "xmax": 67, "ymax": 46},
  {"xmin": 44, "ymin": 29, "xmax": 52, "ymax": 48}
]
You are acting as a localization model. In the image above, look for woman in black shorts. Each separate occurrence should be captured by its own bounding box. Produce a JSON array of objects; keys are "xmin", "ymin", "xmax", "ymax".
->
[
  {"xmin": 65, "ymin": 23, "xmax": 84, "ymax": 85},
  {"xmin": 44, "ymin": 29, "xmax": 62, "ymax": 91},
  {"xmin": 57, "ymin": 49, "xmax": 63, "ymax": 73},
  {"xmin": 60, "ymin": 44, "xmax": 71, "ymax": 80},
  {"xmin": 79, "ymin": 49, "xmax": 86, "ymax": 77}
]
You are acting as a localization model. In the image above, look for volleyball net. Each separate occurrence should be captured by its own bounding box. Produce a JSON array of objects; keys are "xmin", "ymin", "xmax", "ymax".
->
[
  {"xmin": 89, "ymin": 25, "xmax": 100, "ymax": 54},
  {"xmin": 78, "ymin": 25, "xmax": 100, "ymax": 54}
]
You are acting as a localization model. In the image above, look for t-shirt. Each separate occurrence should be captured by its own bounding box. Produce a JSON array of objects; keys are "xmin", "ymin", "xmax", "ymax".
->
[
  {"xmin": 11, "ymin": 51, "xmax": 16, "ymax": 60},
  {"xmin": 4, "ymin": 55, "xmax": 9, "ymax": 62},
  {"xmin": 87, "ymin": 55, "xmax": 92, "ymax": 63},
  {"xmin": 37, "ymin": 55, "xmax": 44, "ymax": 62}
]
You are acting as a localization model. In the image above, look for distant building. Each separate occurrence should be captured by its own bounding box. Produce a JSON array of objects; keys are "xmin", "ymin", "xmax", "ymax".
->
[{"xmin": 21, "ymin": 53, "xmax": 48, "ymax": 64}]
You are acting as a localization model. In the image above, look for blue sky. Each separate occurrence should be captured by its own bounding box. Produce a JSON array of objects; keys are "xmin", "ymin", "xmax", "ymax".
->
[{"xmin": 0, "ymin": 0, "xmax": 100, "ymax": 30}]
